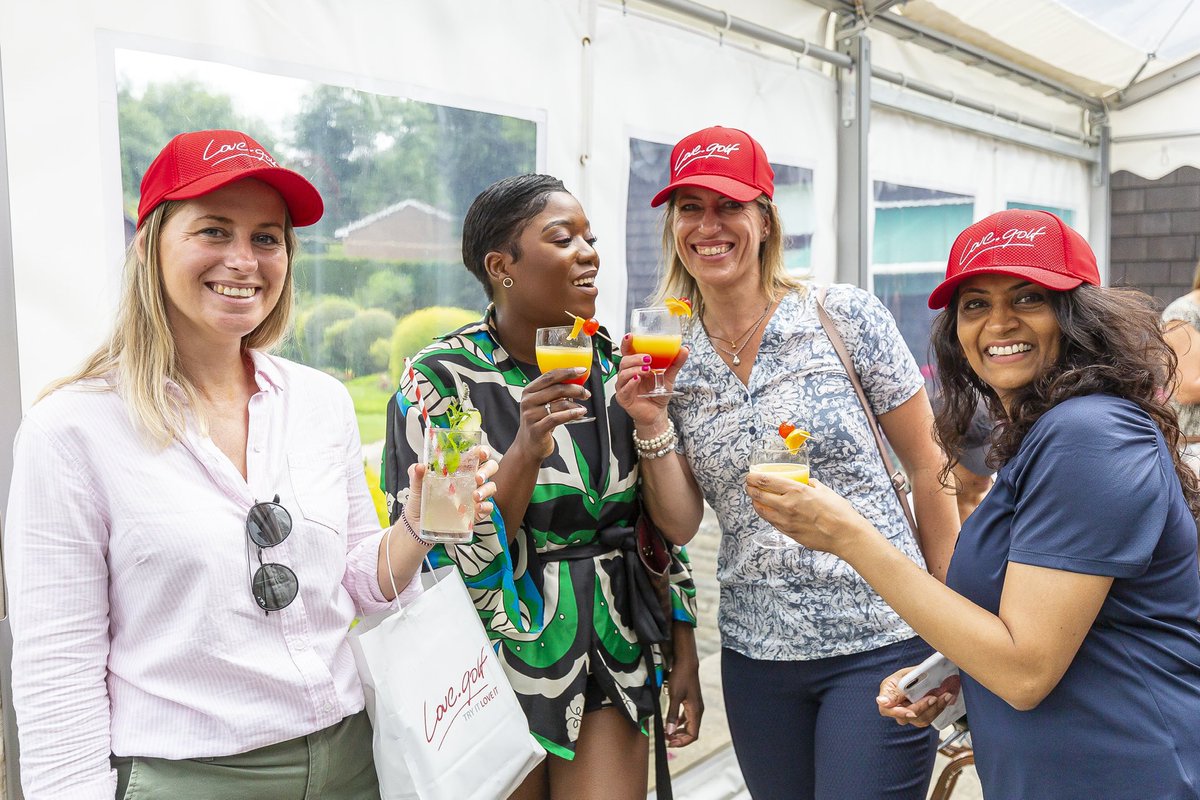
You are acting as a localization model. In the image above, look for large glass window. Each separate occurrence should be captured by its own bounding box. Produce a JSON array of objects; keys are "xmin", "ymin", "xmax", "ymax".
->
[
  {"xmin": 116, "ymin": 51, "xmax": 538, "ymax": 518},
  {"xmin": 871, "ymin": 182, "xmax": 974, "ymax": 382},
  {"xmin": 1007, "ymin": 201, "xmax": 1075, "ymax": 226},
  {"xmin": 625, "ymin": 138, "xmax": 814, "ymax": 319}
]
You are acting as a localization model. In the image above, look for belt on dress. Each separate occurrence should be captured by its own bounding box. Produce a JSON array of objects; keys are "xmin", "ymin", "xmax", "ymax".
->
[{"xmin": 539, "ymin": 525, "xmax": 671, "ymax": 649}]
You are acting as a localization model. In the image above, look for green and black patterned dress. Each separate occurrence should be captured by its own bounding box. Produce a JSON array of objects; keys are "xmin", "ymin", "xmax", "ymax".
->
[{"xmin": 382, "ymin": 309, "xmax": 698, "ymax": 760}]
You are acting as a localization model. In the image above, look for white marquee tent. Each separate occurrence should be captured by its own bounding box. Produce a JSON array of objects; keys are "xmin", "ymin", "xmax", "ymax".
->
[{"xmin": 1, "ymin": 1, "xmax": 1198, "ymax": 796}]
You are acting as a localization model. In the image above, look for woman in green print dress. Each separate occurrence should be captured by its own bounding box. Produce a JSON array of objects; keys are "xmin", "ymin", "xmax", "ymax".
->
[{"xmin": 382, "ymin": 174, "xmax": 702, "ymax": 800}]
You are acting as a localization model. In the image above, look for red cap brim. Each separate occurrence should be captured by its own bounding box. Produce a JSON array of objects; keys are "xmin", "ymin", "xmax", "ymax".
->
[
  {"xmin": 927, "ymin": 265, "xmax": 1085, "ymax": 309},
  {"xmin": 650, "ymin": 174, "xmax": 765, "ymax": 207},
  {"xmin": 156, "ymin": 168, "xmax": 324, "ymax": 227}
]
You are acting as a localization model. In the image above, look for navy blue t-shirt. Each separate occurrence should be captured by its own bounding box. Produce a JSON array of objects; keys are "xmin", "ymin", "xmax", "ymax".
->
[{"xmin": 946, "ymin": 394, "xmax": 1200, "ymax": 800}]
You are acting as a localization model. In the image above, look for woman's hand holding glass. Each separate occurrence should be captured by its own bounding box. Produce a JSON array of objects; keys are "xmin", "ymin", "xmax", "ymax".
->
[
  {"xmin": 744, "ymin": 469, "xmax": 876, "ymax": 556},
  {"xmin": 614, "ymin": 335, "xmax": 689, "ymax": 426},
  {"xmin": 405, "ymin": 445, "xmax": 500, "ymax": 531},
  {"xmin": 511, "ymin": 367, "xmax": 592, "ymax": 461}
]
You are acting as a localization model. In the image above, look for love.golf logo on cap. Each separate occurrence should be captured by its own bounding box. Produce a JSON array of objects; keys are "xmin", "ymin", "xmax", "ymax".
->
[
  {"xmin": 201, "ymin": 138, "xmax": 280, "ymax": 169},
  {"xmin": 674, "ymin": 141, "xmax": 742, "ymax": 174},
  {"xmin": 958, "ymin": 224, "xmax": 1048, "ymax": 269}
]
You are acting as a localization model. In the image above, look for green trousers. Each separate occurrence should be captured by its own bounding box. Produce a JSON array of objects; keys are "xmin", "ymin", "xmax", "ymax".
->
[{"xmin": 112, "ymin": 711, "xmax": 380, "ymax": 800}]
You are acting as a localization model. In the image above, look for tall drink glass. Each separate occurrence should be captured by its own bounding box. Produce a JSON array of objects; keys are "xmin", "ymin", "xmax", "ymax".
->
[
  {"xmin": 419, "ymin": 426, "xmax": 484, "ymax": 544},
  {"xmin": 747, "ymin": 445, "xmax": 810, "ymax": 550},
  {"xmin": 535, "ymin": 325, "xmax": 594, "ymax": 424},
  {"xmin": 629, "ymin": 306, "xmax": 683, "ymax": 398}
]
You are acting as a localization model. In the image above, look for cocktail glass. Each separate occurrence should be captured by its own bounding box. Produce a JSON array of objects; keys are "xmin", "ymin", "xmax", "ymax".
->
[
  {"xmin": 629, "ymin": 306, "xmax": 683, "ymax": 398},
  {"xmin": 535, "ymin": 325, "xmax": 594, "ymax": 424},
  {"xmin": 419, "ymin": 426, "xmax": 483, "ymax": 544},
  {"xmin": 748, "ymin": 445, "xmax": 810, "ymax": 550}
]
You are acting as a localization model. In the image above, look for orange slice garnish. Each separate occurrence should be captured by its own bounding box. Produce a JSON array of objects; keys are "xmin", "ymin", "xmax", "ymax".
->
[
  {"xmin": 784, "ymin": 429, "xmax": 812, "ymax": 453},
  {"xmin": 665, "ymin": 296, "xmax": 693, "ymax": 317},
  {"xmin": 568, "ymin": 315, "xmax": 586, "ymax": 339}
]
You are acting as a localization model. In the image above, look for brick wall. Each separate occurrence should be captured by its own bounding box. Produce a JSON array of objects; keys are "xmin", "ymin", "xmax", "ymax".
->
[{"xmin": 1110, "ymin": 166, "xmax": 1200, "ymax": 307}]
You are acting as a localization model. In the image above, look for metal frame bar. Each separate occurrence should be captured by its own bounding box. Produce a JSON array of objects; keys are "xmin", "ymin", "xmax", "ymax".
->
[
  {"xmin": 634, "ymin": 0, "xmax": 1094, "ymax": 154},
  {"xmin": 804, "ymin": 0, "xmax": 1104, "ymax": 112},
  {"xmin": 636, "ymin": 0, "xmax": 852, "ymax": 68},
  {"xmin": 1089, "ymin": 118, "xmax": 1112, "ymax": 284},
  {"xmin": 0, "ymin": 41, "xmax": 24, "ymax": 800},
  {"xmin": 871, "ymin": 83, "xmax": 1098, "ymax": 163},
  {"xmin": 1112, "ymin": 53, "xmax": 1200, "ymax": 109},
  {"xmin": 837, "ymin": 28, "xmax": 871, "ymax": 287}
]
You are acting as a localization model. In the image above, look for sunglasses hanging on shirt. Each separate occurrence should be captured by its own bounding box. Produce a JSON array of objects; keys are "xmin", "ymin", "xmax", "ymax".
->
[{"xmin": 245, "ymin": 495, "xmax": 298, "ymax": 613}]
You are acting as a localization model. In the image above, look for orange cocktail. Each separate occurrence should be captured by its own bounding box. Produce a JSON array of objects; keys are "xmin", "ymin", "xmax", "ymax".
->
[
  {"xmin": 629, "ymin": 333, "xmax": 683, "ymax": 371},
  {"xmin": 535, "ymin": 345, "xmax": 592, "ymax": 385},
  {"xmin": 747, "ymin": 461, "xmax": 810, "ymax": 484},
  {"xmin": 629, "ymin": 306, "xmax": 683, "ymax": 398}
]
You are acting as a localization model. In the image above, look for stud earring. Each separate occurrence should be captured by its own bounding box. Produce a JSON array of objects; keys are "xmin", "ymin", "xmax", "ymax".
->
[{"xmin": 502, "ymin": 277, "xmax": 514, "ymax": 288}]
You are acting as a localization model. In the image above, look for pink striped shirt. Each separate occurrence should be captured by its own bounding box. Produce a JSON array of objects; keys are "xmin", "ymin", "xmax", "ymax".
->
[{"xmin": 4, "ymin": 351, "xmax": 420, "ymax": 799}]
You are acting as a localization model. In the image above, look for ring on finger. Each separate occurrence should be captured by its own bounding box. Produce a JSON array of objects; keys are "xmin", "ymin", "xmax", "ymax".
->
[{"xmin": 544, "ymin": 402, "xmax": 553, "ymax": 416}]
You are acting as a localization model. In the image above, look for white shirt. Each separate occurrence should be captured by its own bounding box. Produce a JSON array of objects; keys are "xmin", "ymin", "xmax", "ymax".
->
[{"xmin": 4, "ymin": 351, "xmax": 420, "ymax": 799}]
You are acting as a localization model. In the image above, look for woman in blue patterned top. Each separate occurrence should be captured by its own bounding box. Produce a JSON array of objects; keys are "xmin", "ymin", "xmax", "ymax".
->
[
  {"xmin": 383, "ymin": 175, "xmax": 703, "ymax": 800},
  {"xmin": 751, "ymin": 209, "xmax": 1200, "ymax": 799},
  {"xmin": 624, "ymin": 126, "xmax": 960, "ymax": 799}
]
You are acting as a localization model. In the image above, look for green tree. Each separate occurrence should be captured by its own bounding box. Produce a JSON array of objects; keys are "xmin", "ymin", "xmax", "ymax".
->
[
  {"xmin": 295, "ymin": 295, "xmax": 359, "ymax": 367},
  {"xmin": 388, "ymin": 306, "xmax": 477, "ymax": 386},
  {"xmin": 363, "ymin": 270, "xmax": 415, "ymax": 316},
  {"xmin": 325, "ymin": 308, "xmax": 397, "ymax": 376}
]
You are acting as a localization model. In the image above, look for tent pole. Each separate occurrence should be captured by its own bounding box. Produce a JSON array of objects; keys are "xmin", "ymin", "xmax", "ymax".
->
[
  {"xmin": 837, "ymin": 26, "xmax": 871, "ymax": 289},
  {"xmin": 1089, "ymin": 115, "xmax": 1112, "ymax": 285},
  {"xmin": 0, "ymin": 41, "xmax": 24, "ymax": 800}
]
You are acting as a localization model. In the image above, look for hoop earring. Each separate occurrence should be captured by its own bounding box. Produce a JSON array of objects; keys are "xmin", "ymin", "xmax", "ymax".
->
[{"xmin": 502, "ymin": 277, "xmax": 514, "ymax": 288}]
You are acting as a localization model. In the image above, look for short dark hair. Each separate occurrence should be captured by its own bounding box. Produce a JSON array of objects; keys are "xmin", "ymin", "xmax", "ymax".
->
[
  {"xmin": 461, "ymin": 174, "xmax": 567, "ymax": 300},
  {"xmin": 931, "ymin": 283, "xmax": 1200, "ymax": 518}
]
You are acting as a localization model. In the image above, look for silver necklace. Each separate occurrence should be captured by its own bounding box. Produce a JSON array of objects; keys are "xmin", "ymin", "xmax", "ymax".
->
[{"xmin": 703, "ymin": 304, "xmax": 770, "ymax": 366}]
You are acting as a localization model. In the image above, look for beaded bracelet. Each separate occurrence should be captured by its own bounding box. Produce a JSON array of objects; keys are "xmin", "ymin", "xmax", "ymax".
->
[
  {"xmin": 399, "ymin": 510, "xmax": 432, "ymax": 549},
  {"xmin": 633, "ymin": 418, "xmax": 675, "ymax": 453},
  {"xmin": 639, "ymin": 438, "xmax": 678, "ymax": 460}
]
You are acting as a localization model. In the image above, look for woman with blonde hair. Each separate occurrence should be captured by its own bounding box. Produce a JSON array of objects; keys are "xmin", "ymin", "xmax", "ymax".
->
[
  {"xmin": 621, "ymin": 125, "xmax": 959, "ymax": 799},
  {"xmin": 5, "ymin": 129, "xmax": 496, "ymax": 799}
]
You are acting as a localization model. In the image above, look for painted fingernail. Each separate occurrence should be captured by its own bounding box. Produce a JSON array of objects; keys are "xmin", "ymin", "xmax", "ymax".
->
[
  {"xmin": 641, "ymin": 365, "xmax": 649, "ymax": 372},
  {"xmin": 572, "ymin": 367, "xmax": 587, "ymax": 375},
  {"xmin": 643, "ymin": 355, "xmax": 651, "ymax": 364},
  {"xmin": 876, "ymin": 695, "xmax": 889, "ymax": 704}
]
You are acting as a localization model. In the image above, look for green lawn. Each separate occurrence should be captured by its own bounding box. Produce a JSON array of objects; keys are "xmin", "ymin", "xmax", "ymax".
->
[{"xmin": 345, "ymin": 373, "xmax": 394, "ymax": 443}]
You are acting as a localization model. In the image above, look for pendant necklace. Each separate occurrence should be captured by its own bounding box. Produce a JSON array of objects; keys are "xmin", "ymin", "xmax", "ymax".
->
[{"xmin": 703, "ymin": 303, "xmax": 770, "ymax": 366}]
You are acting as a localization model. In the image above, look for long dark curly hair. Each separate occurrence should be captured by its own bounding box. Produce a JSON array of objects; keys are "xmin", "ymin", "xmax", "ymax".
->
[{"xmin": 931, "ymin": 283, "xmax": 1200, "ymax": 519}]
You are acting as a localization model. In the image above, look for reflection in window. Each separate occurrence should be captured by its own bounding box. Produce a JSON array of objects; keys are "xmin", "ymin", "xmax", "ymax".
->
[
  {"xmin": 1007, "ymin": 201, "xmax": 1074, "ymax": 226},
  {"xmin": 116, "ymin": 51, "xmax": 537, "ymax": 492},
  {"xmin": 625, "ymin": 138, "xmax": 814, "ymax": 321},
  {"xmin": 871, "ymin": 182, "xmax": 974, "ymax": 383}
]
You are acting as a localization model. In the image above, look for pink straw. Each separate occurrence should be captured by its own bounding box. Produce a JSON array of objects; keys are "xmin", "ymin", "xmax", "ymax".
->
[{"xmin": 405, "ymin": 358, "xmax": 430, "ymax": 428}]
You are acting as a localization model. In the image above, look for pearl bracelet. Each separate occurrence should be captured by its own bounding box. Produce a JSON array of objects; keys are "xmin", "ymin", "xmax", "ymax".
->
[
  {"xmin": 639, "ymin": 438, "xmax": 678, "ymax": 459},
  {"xmin": 399, "ymin": 510, "xmax": 432, "ymax": 548},
  {"xmin": 633, "ymin": 419, "xmax": 675, "ymax": 452}
]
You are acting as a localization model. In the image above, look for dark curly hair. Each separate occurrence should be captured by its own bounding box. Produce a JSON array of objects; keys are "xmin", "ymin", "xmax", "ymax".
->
[
  {"xmin": 931, "ymin": 283, "xmax": 1200, "ymax": 519},
  {"xmin": 460, "ymin": 174, "xmax": 567, "ymax": 300}
]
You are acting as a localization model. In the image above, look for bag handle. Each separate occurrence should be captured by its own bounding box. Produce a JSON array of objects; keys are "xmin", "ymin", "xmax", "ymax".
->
[{"xmin": 814, "ymin": 286, "xmax": 919, "ymax": 536}]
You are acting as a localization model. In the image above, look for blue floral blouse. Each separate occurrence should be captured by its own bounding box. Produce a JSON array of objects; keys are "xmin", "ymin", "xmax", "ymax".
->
[{"xmin": 670, "ymin": 285, "xmax": 927, "ymax": 660}]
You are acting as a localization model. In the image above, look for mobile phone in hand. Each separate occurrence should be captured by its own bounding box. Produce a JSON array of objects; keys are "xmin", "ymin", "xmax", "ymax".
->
[{"xmin": 897, "ymin": 651, "xmax": 967, "ymax": 729}]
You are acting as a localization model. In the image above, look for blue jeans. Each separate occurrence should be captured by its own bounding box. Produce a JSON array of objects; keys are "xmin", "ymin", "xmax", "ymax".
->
[{"xmin": 722, "ymin": 638, "xmax": 937, "ymax": 800}]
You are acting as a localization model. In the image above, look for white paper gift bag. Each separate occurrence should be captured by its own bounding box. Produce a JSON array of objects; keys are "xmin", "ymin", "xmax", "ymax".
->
[{"xmin": 350, "ymin": 564, "xmax": 544, "ymax": 800}]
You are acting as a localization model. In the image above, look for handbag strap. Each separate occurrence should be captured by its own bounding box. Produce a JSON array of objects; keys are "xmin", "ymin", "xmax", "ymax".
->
[{"xmin": 813, "ymin": 286, "xmax": 919, "ymax": 536}]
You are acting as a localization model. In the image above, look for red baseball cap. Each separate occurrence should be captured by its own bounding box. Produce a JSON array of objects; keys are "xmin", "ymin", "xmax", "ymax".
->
[
  {"xmin": 927, "ymin": 209, "xmax": 1099, "ymax": 309},
  {"xmin": 650, "ymin": 126, "xmax": 775, "ymax": 207},
  {"xmin": 137, "ymin": 130, "xmax": 324, "ymax": 229}
]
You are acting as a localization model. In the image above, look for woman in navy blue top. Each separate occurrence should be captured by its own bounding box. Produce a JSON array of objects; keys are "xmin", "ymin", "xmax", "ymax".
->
[{"xmin": 747, "ymin": 209, "xmax": 1200, "ymax": 800}]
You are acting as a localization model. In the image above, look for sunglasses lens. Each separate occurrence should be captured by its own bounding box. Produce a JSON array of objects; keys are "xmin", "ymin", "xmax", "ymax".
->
[
  {"xmin": 252, "ymin": 563, "xmax": 299, "ymax": 611},
  {"xmin": 247, "ymin": 502, "xmax": 292, "ymax": 548}
]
